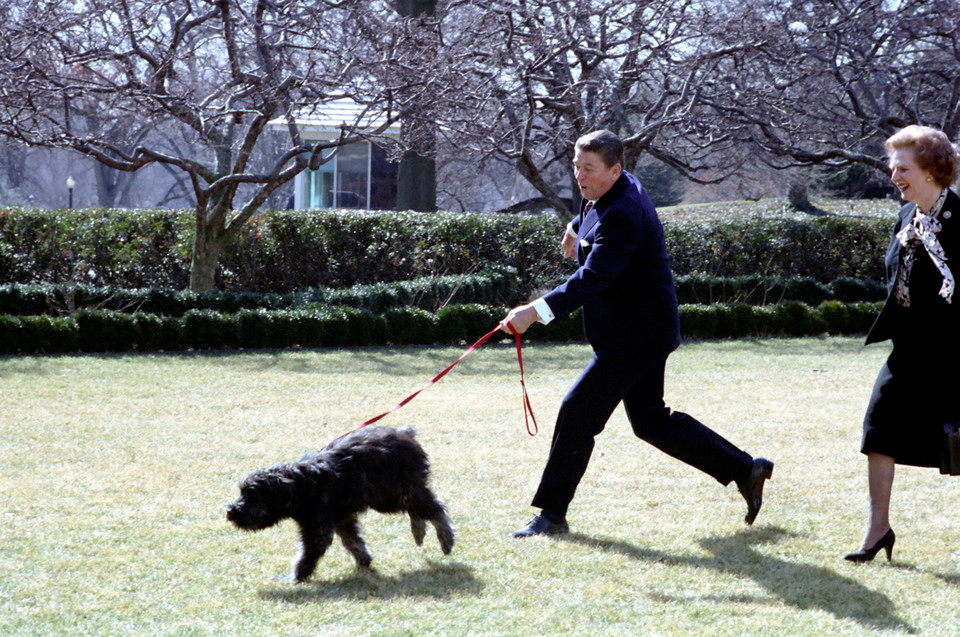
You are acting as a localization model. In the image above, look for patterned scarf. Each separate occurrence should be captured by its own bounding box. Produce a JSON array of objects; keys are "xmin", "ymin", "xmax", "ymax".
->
[{"xmin": 894, "ymin": 188, "xmax": 954, "ymax": 307}]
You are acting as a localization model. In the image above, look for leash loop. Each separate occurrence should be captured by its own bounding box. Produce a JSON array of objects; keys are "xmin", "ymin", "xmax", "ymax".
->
[{"xmin": 507, "ymin": 322, "xmax": 539, "ymax": 436}]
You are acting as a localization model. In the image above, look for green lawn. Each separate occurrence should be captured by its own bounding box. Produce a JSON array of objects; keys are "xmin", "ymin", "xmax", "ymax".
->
[{"xmin": 2, "ymin": 338, "xmax": 958, "ymax": 636}]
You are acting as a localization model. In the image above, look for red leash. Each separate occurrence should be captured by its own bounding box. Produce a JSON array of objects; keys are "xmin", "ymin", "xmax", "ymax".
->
[
  {"xmin": 331, "ymin": 322, "xmax": 538, "ymax": 442},
  {"xmin": 507, "ymin": 322, "xmax": 539, "ymax": 437}
]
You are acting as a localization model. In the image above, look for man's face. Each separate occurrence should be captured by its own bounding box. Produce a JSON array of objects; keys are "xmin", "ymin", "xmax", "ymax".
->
[{"xmin": 573, "ymin": 149, "xmax": 622, "ymax": 202}]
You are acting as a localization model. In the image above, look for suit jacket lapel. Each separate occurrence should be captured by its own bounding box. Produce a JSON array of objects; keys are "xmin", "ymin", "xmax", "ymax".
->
[{"xmin": 578, "ymin": 207, "xmax": 599, "ymax": 238}]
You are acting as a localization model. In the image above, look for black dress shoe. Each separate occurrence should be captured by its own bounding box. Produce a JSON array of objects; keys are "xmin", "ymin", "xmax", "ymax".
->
[
  {"xmin": 510, "ymin": 514, "xmax": 569, "ymax": 538},
  {"xmin": 737, "ymin": 457, "xmax": 774, "ymax": 525},
  {"xmin": 844, "ymin": 528, "xmax": 896, "ymax": 563}
]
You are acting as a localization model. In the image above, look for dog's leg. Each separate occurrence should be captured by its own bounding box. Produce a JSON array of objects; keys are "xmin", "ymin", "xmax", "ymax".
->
[
  {"xmin": 335, "ymin": 515, "xmax": 373, "ymax": 569},
  {"xmin": 430, "ymin": 510, "xmax": 455, "ymax": 556},
  {"xmin": 407, "ymin": 489, "xmax": 455, "ymax": 555},
  {"xmin": 409, "ymin": 515, "xmax": 427, "ymax": 546},
  {"xmin": 288, "ymin": 522, "xmax": 334, "ymax": 583}
]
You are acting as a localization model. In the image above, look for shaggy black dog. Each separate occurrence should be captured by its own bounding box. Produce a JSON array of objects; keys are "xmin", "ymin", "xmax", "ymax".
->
[{"xmin": 227, "ymin": 426, "xmax": 454, "ymax": 583}]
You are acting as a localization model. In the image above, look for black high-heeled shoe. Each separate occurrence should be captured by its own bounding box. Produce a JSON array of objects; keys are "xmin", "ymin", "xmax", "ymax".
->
[{"xmin": 844, "ymin": 528, "xmax": 896, "ymax": 563}]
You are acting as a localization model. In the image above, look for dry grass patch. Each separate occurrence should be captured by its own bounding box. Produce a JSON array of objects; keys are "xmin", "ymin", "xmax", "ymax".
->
[{"xmin": 1, "ymin": 338, "xmax": 959, "ymax": 636}]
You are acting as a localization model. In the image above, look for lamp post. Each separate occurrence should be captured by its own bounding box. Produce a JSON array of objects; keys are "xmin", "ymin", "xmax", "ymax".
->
[{"xmin": 66, "ymin": 176, "xmax": 75, "ymax": 209}]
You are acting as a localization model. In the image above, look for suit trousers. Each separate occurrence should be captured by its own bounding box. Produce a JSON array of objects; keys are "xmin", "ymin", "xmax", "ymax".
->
[{"xmin": 531, "ymin": 350, "xmax": 754, "ymax": 518}]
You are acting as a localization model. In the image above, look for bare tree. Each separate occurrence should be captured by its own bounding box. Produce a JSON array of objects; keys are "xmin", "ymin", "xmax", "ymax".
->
[
  {"xmin": 416, "ymin": 0, "xmax": 753, "ymax": 220},
  {"xmin": 700, "ymin": 0, "xmax": 960, "ymax": 175},
  {"xmin": 0, "ymin": 0, "xmax": 444, "ymax": 290}
]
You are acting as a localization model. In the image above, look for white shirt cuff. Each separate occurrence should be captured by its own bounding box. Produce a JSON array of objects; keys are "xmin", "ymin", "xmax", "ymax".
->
[
  {"xmin": 565, "ymin": 223, "xmax": 576, "ymax": 240},
  {"xmin": 532, "ymin": 297, "xmax": 555, "ymax": 325}
]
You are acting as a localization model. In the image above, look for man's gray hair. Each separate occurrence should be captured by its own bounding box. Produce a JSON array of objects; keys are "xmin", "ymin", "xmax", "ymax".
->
[{"xmin": 575, "ymin": 130, "xmax": 624, "ymax": 169}]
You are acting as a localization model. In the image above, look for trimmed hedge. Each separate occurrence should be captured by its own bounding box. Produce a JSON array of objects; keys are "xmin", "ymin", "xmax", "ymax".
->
[
  {"xmin": 0, "ymin": 207, "xmax": 569, "ymax": 295},
  {"xmin": 673, "ymin": 274, "xmax": 886, "ymax": 305},
  {"xmin": 0, "ymin": 206, "xmax": 894, "ymax": 295},
  {"xmin": 677, "ymin": 301, "xmax": 880, "ymax": 338},
  {"xmin": 0, "ymin": 266, "xmax": 522, "ymax": 317},
  {"xmin": 0, "ymin": 271, "xmax": 886, "ymax": 319},
  {"xmin": 0, "ymin": 301, "xmax": 883, "ymax": 355},
  {"xmin": 664, "ymin": 213, "xmax": 890, "ymax": 282}
]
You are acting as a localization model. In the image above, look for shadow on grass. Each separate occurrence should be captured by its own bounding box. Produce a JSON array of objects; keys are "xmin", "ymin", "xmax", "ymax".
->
[
  {"xmin": 890, "ymin": 563, "xmax": 960, "ymax": 586},
  {"xmin": 203, "ymin": 344, "xmax": 527, "ymax": 377},
  {"xmin": 561, "ymin": 526, "xmax": 916, "ymax": 634},
  {"xmin": 931, "ymin": 571, "xmax": 960, "ymax": 586},
  {"xmin": 258, "ymin": 561, "xmax": 483, "ymax": 603}
]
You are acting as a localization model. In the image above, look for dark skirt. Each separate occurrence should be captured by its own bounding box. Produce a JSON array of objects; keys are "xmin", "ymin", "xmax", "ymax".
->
[{"xmin": 861, "ymin": 342, "xmax": 960, "ymax": 467}]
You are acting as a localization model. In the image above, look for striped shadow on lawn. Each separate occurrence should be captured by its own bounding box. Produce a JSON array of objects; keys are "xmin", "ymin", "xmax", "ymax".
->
[{"xmin": 1, "ymin": 337, "xmax": 958, "ymax": 636}]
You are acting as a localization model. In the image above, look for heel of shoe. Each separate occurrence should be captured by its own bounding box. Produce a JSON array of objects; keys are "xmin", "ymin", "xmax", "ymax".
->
[
  {"xmin": 883, "ymin": 531, "xmax": 895, "ymax": 562},
  {"xmin": 844, "ymin": 528, "xmax": 895, "ymax": 563}
]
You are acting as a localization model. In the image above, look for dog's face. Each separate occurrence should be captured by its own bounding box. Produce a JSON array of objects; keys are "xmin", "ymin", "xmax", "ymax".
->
[{"xmin": 226, "ymin": 465, "xmax": 298, "ymax": 531}]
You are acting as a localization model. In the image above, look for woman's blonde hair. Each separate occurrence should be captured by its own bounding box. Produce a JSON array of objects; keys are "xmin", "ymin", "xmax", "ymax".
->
[{"xmin": 885, "ymin": 125, "xmax": 960, "ymax": 188}]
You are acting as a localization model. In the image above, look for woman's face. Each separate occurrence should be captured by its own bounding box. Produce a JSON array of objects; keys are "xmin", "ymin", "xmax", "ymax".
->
[{"xmin": 889, "ymin": 147, "xmax": 937, "ymax": 204}]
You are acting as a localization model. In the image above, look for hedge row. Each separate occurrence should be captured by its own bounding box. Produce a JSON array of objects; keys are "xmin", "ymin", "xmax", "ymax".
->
[
  {"xmin": 0, "ymin": 206, "xmax": 894, "ymax": 295},
  {"xmin": 673, "ymin": 274, "xmax": 885, "ymax": 305},
  {"xmin": 0, "ymin": 207, "xmax": 571, "ymax": 295},
  {"xmin": 0, "ymin": 304, "xmax": 525, "ymax": 354},
  {"xmin": 0, "ymin": 301, "xmax": 883, "ymax": 355},
  {"xmin": 0, "ymin": 266, "xmax": 522, "ymax": 317},
  {"xmin": 0, "ymin": 271, "xmax": 887, "ymax": 319},
  {"xmin": 664, "ymin": 213, "xmax": 891, "ymax": 283},
  {"xmin": 679, "ymin": 300, "xmax": 881, "ymax": 338}
]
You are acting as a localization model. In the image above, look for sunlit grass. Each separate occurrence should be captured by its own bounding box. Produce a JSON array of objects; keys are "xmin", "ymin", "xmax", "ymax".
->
[
  {"xmin": 2, "ymin": 338, "xmax": 959, "ymax": 636},
  {"xmin": 659, "ymin": 197, "xmax": 899, "ymax": 223}
]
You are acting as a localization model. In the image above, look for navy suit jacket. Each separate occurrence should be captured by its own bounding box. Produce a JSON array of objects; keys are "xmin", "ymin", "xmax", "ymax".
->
[
  {"xmin": 543, "ymin": 172, "xmax": 680, "ymax": 355},
  {"xmin": 866, "ymin": 188, "xmax": 960, "ymax": 348}
]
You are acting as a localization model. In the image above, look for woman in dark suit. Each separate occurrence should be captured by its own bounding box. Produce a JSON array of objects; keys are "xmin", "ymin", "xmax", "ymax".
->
[{"xmin": 846, "ymin": 125, "xmax": 960, "ymax": 563}]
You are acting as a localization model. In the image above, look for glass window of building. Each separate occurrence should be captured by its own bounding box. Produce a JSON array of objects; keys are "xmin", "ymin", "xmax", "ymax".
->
[{"xmin": 300, "ymin": 142, "xmax": 397, "ymax": 211}]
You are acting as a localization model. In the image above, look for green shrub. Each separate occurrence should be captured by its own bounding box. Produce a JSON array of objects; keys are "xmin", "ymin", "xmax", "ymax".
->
[
  {"xmin": 133, "ymin": 312, "xmax": 183, "ymax": 351},
  {"xmin": 17, "ymin": 315, "xmax": 79, "ymax": 353},
  {"xmin": 0, "ymin": 301, "xmax": 887, "ymax": 354},
  {"xmin": 382, "ymin": 307, "xmax": 438, "ymax": 345},
  {"xmin": 0, "ymin": 208, "xmax": 193, "ymax": 289},
  {"xmin": 664, "ymin": 213, "xmax": 890, "ymax": 282},
  {"xmin": 847, "ymin": 302, "xmax": 883, "ymax": 333},
  {"xmin": 237, "ymin": 309, "xmax": 278, "ymax": 349},
  {"xmin": 0, "ymin": 267, "xmax": 523, "ymax": 318},
  {"xmin": 679, "ymin": 305, "xmax": 718, "ymax": 339},
  {"xmin": 819, "ymin": 300, "xmax": 850, "ymax": 334},
  {"xmin": 0, "ymin": 283, "xmax": 54, "ymax": 315},
  {"xmin": 677, "ymin": 301, "xmax": 884, "ymax": 339},
  {"xmin": 0, "ymin": 314, "xmax": 20, "ymax": 354},
  {"xmin": 436, "ymin": 304, "xmax": 511, "ymax": 344},
  {"xmin": 830, "ymin": 277, "xmax": 887, "ymax": 303},
  {"xmin": 1, "ymin": 206, "xmax": 892, "ymax": 298},
  {"xmin": 182, "ymin": 310, "xmax": 241, "ymax": 350},
  {"xmin": 672, "ymin": 274, "xmax": 885, "ymax": 306},
  {"xmin": 76, "ymin": 309, "xmax": 138, "ymax": 352}
]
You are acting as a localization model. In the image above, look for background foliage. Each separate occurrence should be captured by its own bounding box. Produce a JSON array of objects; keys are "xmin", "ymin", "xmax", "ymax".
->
[
  {"xmin": 0, "ymin": 202, "xmax": 896, "ymax": 295},
  {"xmin": 0, "ymin": 200, "xmax": 900, "ymax": 352}
]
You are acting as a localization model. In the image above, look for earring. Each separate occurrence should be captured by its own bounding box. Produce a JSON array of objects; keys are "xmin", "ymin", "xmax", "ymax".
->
[{"xmin": 926, "ymin": 177, "xmax": 933, "ymax": 182}]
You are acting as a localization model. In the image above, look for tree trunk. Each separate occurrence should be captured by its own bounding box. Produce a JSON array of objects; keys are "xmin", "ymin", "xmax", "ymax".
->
[
  {"xmin": 397, "ymin": 150, "xmax": 436, "ymax": 212},
  {"xmin": 395, "ymin": 0, "xmax": 438, "ymax": 213},
  {"xmin": 189, "ymin": 221, "xmax": 222, "ymax": 291},
  {"xmin": 787, "ymin": 179, "xmax": 828, "ymax": 215}
]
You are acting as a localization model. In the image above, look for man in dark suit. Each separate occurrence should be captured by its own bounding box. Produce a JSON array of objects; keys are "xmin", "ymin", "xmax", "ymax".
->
[{"xmin": 501, "ymin": 130, "xmax": 774, "ymax": 538}]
